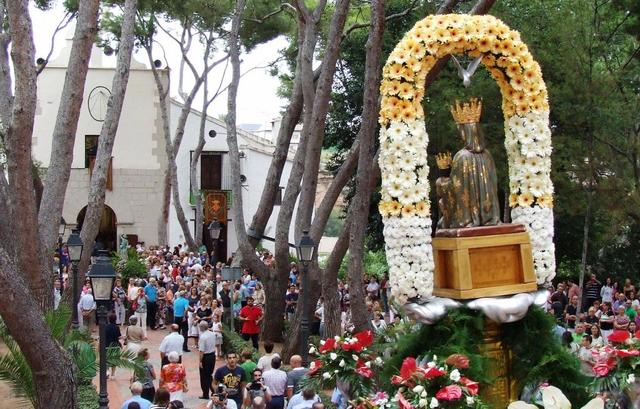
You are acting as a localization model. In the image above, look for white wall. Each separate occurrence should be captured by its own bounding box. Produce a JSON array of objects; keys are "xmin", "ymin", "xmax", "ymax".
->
[
  {"xmin": 33, "ymin": 45, "xmax": 167, "ymax": 245},
  {"xmin": 168, "ymin": 100, "xmax": 296, "ymax": 254}
]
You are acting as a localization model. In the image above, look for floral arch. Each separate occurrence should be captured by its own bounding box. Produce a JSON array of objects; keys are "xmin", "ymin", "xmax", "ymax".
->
[{"xmin": 377, "ymin": 14, "xmax": 555, "ymax": 303}]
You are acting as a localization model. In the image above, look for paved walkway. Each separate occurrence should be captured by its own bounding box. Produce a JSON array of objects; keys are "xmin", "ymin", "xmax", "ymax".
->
[{"xmin": 98, "ymin": 326, "xmax": 225, "ymax": 409}]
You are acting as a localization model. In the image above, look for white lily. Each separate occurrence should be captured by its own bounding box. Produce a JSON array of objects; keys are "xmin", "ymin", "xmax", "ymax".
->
[
  {"xmin": 580, "ymin": 397, "xmax": 604, "ymax": 409},
  {"xmin": 507, "ymin": 402, "xmax": 537, "ymax": 409},
  {"xmin": 541, "ymin": 386, "xmax": 571, "ymax": 409}
]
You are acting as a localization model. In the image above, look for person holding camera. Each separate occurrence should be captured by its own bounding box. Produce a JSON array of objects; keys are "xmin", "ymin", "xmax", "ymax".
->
[
  {"xmin": 213, "ymin": 352, "xmax": 246, "ymax": 409},
  {"xmin": 243, "ymin": 368, "xmax": 272, "ymax": 408},
  {"xmin": 206, "ymin": 385, "xmax": 238, "ymax": 409}
]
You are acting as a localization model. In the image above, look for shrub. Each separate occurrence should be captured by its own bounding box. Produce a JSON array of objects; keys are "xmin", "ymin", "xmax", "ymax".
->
[
  {"xmin": 78, "ymin": 384, "xmax": 99, "ymax": 409},
  {"xmin": 222, "ymin": 327, "xmax": 259, "ymax": 362}
]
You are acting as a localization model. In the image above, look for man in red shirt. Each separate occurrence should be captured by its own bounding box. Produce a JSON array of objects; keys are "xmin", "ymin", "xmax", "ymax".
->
[{"xmin": 239, "ymin": 296, "xmax": 263, "ymax": 349}]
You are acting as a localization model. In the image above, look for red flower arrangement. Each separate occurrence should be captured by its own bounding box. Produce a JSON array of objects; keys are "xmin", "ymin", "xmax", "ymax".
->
[{"xmin": 608, "ymin": 330, "xmax": 630, "ymax": 344}]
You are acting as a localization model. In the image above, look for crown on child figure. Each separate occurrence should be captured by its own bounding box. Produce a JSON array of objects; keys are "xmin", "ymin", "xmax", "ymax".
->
[
  {"xmin": 436, "ymin": 152, "xmax": 452, "ymax": 170},
  {"xmin": 450, "ymin": 97, "xmax": 482, "ymax": 124}
]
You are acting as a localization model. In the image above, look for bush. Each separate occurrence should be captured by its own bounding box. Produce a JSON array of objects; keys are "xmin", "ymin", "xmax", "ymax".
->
[
  {"xmin": 112, "ymin": 248, "xmax": 147, "ymax": 282},
  {"xmin": 78, "ymin": 384, "xmax": 99, "ymax": 409},
  {"xmin": 222, "ymin": 327, "xmax": 259, "ymax": 362}
]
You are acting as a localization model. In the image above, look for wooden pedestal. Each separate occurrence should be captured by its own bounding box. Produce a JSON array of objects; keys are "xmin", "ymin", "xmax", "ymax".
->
[{"xmin": 432, "ymin": 228, "xmax": 537, "ymax": 299}]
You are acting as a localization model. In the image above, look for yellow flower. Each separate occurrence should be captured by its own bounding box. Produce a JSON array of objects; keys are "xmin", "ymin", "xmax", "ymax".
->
[
  {"xmin": 449, "ymin": 27, "xmax": 462, "ymax": 43},
  {"xmin": 390, "ymin": 49, "xmax": 410, "ymax": 65},
  {"xmin": 389, "ymin": 201, "xmax": 402, "ymax": 217},
  {"xmin": 388, "ymin": 63, "xmax": 404, "ymax": 79},
  {"xmin": 509, "ymin": 74, "xmax": 526, "ymax": 91},
  {"xmin": 477, "ymin": 38, "xmax": 492, "ymax": 53},
  {"xmin": 401, "ymin": 106, "xmax": 417, "ymax": 123},
  {"xmin": 482, "ymin": 54, "xmax": 497, "ymax": 67},
  {"xmin": 398, "ymin": 82, "xmax": 415, "ymax": 99},
  {"xmin": 508, "ymin": 193, "xmax": 519, "ymax": 207},
  {"xmin": 382, "ymin": 96, "xmax": 401, "ymax": 109},
  {"xmin": 388, "ymin": 106, "xmax": 402, "ymax": 122},
  {"xmin": 517, "ymin": 192, "xmax": 534, "ymax": 207},
  {"xmin": 485, "ymin": 24, "xmax": 499, "ymax": 38},
  {"xmin": 502, "ymin": 100, "xmax": 516, "ymax": 117},
  {"xmin": 406, "ymin": 57, "xmax": 422, "ymax": 73},
  {"xmin": 401, "ymin": 204, "xmax": 416, "ymax": 218},
  {"xmin": 415, "ymin": 201, "xmax": 430, "ymax": 217},
  {"xmin": 385, "ymin": 80, "xmax": 402, "ymax": 95},
  {"xmin": 516, "ymin": 102, "xmax": 530, "ymax": 116},
  {"xmin": 537, "ymin": 195, "xmax": 554, "ymax": 208},
  {"xmin": 412, "ymin": 28, "xmax": 428, "ymax": 43},
  {"xmin": 496, "ymin": 56, "xmax": 511, "ymax": 68},
  {"xmin": 435, "ymin": 27, "xmax": 448, "ymax": 41},
  {"xmin": 507, "ymin": 63, "xmax": 521, "ymax": 77},
  {"xmin": 496, "ymin": 25, "xmax": 509, "ymax": 39},
  {"xmin": 513, "ymin": 91, "xmax": 527, "ymax": 105},
  {"xmin": 378, "ymin": 202, "xmax": 390, "ymax": 217},
  {"xmin": 400, "ymin": 67, "xmax": 416, "ymax": 82}
]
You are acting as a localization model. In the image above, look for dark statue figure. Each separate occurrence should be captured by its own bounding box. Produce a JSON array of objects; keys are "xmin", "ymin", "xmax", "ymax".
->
[{"xmin": 436, "ymin": 98, "xmax": 501, "ymax": 229}]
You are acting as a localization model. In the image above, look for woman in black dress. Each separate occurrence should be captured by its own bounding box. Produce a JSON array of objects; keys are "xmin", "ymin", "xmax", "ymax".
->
[{"xmin": 105, "ymin": 312, "xmax": 122, "ymax": 378}]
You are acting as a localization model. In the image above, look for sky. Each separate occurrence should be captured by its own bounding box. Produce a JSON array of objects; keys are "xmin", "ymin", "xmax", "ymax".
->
[{"xmin": 29, "ymin": 3, "xmax": 289, "ymax": 129}]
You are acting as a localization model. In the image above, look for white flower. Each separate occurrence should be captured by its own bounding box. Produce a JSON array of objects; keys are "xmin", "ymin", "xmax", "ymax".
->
[
  {"xmin": 419, "ymin": 398, "xmax": 428, "ymax": 408},
  {"xmin": 541, "ymin": 386, "xmax": 571, "ymax": 409},
  {"xmin": 375, "ymin": 357, "xmax": 383, "ymax": 365},
  {"xmin": 420, "ymin": 391, "xmax": 427, "ymax": 398},
  {"xmin": 352, "ymin": 354, "xmax": 359, "ymax": 361},
  {"xmin": 628, "ymin": 374, "xmax": 636, "ymax": 384},
  {"xmin": 507, "ymin": 402, "xmax": 537, "ymax": 409},
  {"xmin": 329, "ymin": 352, "xmax": 338, "ymax": 361},
  {"xmin": 429, "ymin": 397, "xmax": 439, "ymax": 408},
  {"xmin": 320, "ymin": 340, "xmax": 326, "ymax": 346},
  {"xmin": 449, "ymin": 369, "xmax": 461, "ymax": 382},
  {"xmin": 412, "ymin": 385, "xmax": 425, "ymax": 394},
  {"xmin": 309, "ymin": 361, "xmax": 316, "ymax": 369},
  {"xmin": 466, "ymin": 396, "xmax": 475, "ymax": 405},
  {"xmin": 580, "ymin": 397, "xmax": 604, "ymax": 409},
  {"xmin": 322, "ymin": 372, "xmax": 331, "ymax": 379},
  {"xmin": 339, "ymin": 359, "xmax": 346, "ymax": 368},
  {"xmin": 365, "ymin": 361, "xmax": 372, "ymax": 368},
  {"xmin": 309, "ymin": 346, "xmax": 316, "ymax": 354}
]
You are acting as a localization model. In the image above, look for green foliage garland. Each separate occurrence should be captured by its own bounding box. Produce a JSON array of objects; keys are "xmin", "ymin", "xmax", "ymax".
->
[
  {"xmin": 379, "ymin": 307, "xmax": 589, "ymax": 405},
  {"xmin": 501, "ymin": 307, "xmax": 591, "ymax": 406}
]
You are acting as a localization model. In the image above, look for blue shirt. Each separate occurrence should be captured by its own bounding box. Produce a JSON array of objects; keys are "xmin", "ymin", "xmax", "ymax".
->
[
  {"xmin": 144, "ymin": 284, "xmax": 157, "ymax": 302},
  {"xmin": 120, "ymin": 395, "xmax": 151, "ymax": 409},
  {"xmin": 173, "ymin": 296, "xmax": 189, "ymax": 318}
]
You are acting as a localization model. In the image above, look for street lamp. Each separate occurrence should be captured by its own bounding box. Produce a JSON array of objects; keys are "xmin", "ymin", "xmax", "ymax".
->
[
  {"xmin": 208, "ymin": 219, "xmax": 222, "ymax": 266},
  {"xmin": 58, "ymin": 217, "xmax": 67, "ymax": 284},
  {"xmin": 67, "ymin": 229, "xmax": 84, "ymax": 329},
  {"xmin": 296, "ymin": 230, "xmax": 316, "ymax": 367},
  {"xmin": 88, "ymin": 250, "xmax": 116, "ymax": 409}
]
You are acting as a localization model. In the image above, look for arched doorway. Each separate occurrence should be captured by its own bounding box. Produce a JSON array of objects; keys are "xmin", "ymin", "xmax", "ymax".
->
[{"xmin": 76, "ymin": 205, "xmax": 118, "ymax": 251}]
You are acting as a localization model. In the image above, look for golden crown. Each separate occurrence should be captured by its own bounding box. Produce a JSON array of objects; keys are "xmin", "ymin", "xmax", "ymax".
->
[
  {"xmin": 450, "ymin": 98, "xmax": 482, "ymax": 124},
  {"xmin": 436, "ymin": 152, "xmax": 452, "ymax": 169}
]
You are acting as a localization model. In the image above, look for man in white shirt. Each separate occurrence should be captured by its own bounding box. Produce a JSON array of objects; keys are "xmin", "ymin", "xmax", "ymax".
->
[
  {"xmin": 256, "ymin": 341, "xmax": 280, "ymax": 371},
  {"xmin": 288, "ymin": 388, "xmax": 320, "ymax": 409},
  {"xmin": 198, "ymin": 321, "xmax": 217, "ymax": 399},
  {"xmin": 78, "ymin": 289, "xmax": 95, "ymax": 330},
  {"xmin": 262, "ymin": 357, "xmax": 287, "ymax": 409},
  {"xmin": 159, "ymin": 324, "xmax": 185, "ymax": 366}
]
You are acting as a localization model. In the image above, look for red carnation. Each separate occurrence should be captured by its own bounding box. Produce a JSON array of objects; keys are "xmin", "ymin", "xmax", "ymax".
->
[
  {"xmin": 435, "ymin": 385, "xmax": 463, "ymax": 401},
  {"xmin": 307, "ymin": 359, "xmax": 322, "ymax": 376},
  {"xmin": 421, "ymin": 366, "xmax": 446, "ymax": 379},
  {"xmin": 356, "ymin": 365, "xmax": 374, "ymax": 378},
  {"xmin": 445, "ymin": 354, "xmax": 470, "ymax": 369},
  {"xmin": 636, "ymin": 330, "xmax": 640, "ymax": 339},
  {"xmin": 616, "ymin": 349, "xmax": 640, "ymax": 358},
  {"xmin": 351, "ymin": 330, "xmax": 374, "ymax": 352},
  {"xmin": 608, "ymin": 330, "xmax": 630, "ymax": 344},
  {"xmin": 319, "ymin": 338, "xmax": 337, "ymax": 353},
  {"xmin": 396, "ymin": 392, "xmax": 415, "ymax": 409},
  {"xmin": 391, "ymin": 375, "xmax": 405, "ymax": 385},
  {"xmin": 400, "ymin": 357, "xmax": 417, "ymax": 380},
  {"xmin": 593, "ymin": 363, "xmax": 611, "ymax": 377},
  {"xmin": 459, "ymin": 377, "xmax": 479, "ymax": 396}
]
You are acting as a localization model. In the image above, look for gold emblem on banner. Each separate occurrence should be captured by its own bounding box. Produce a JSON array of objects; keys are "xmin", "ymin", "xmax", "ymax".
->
[{"xmin": 204, "ymin": 191, "xmax": 227, "ymax": 224}]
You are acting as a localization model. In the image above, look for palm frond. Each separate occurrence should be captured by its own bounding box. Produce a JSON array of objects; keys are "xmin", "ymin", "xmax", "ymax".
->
[
  {"xmin": 45, "ymin": 305, "xmax": 72, "ymax": 343},
  {"xmin": 0, "ymin": 348, "xmax": 36, "ymax": 408},
  {"xmin": 106, "ymin": 347, "xmax": 145, "ymax": 378},
  {"xmin": 67, "ymin": 340, "xmax": 97, "ymax": 384}
]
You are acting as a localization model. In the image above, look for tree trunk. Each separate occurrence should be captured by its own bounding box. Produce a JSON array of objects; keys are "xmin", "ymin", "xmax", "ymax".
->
[
  {"xmin": 36, "ymin": 0, "xmax": 100, "ymax": 307},
  {"xmin": 78, "ymin": 0, "xmax": 138, "ymax": 282},
  {"xmin": 346, "ymin": 0, "xmax": 384, "ymax": 332},
  {"xmin": 577, "ymin": 187, "xmax": 593, "ymax": 316},
  {"xmin": 0, "ymin": 249, "xmax": 78, "ymax": 409},
  {"xmin": 323, "ymin": 219, "xmax": 351, "ymax": 337},
  {"xmin": 158, "ymin": 168, "xmax": 170, "ymax": 245},
  {"xmin": 294, "ymin": 0, "xmax": 351, "ymax": 238}
]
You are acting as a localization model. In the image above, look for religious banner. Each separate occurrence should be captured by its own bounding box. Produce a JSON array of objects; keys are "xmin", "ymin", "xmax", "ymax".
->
[{"xmin": 204, "ymin": 190, "xmax": 227, "ymax": 224}]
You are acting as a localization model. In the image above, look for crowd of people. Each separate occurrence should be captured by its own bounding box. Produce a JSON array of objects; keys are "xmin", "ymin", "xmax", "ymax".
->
[
  {"xmin": 546, "ymin": 274, "xmax": 640, "ymax": 374},
  {"xmin": 63, "ymin": 243, "xmax": 377, "ymax": 409}
]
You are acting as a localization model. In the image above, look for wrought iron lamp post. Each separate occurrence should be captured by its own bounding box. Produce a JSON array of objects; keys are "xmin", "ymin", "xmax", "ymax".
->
[
  {"xmin": 88, "ymin": 250, "xmax": 116, "ymax": 409},
  {"xmin": 57, "ymin": 217, "xmax": 66, "ymax": 285},
  {"xmin": 296, "ymin": 230, "xmax": 316, "ymax": 367},
  {"xmin": 67, "ymin": 229, "xmax": 84, "ymax": 329}
]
